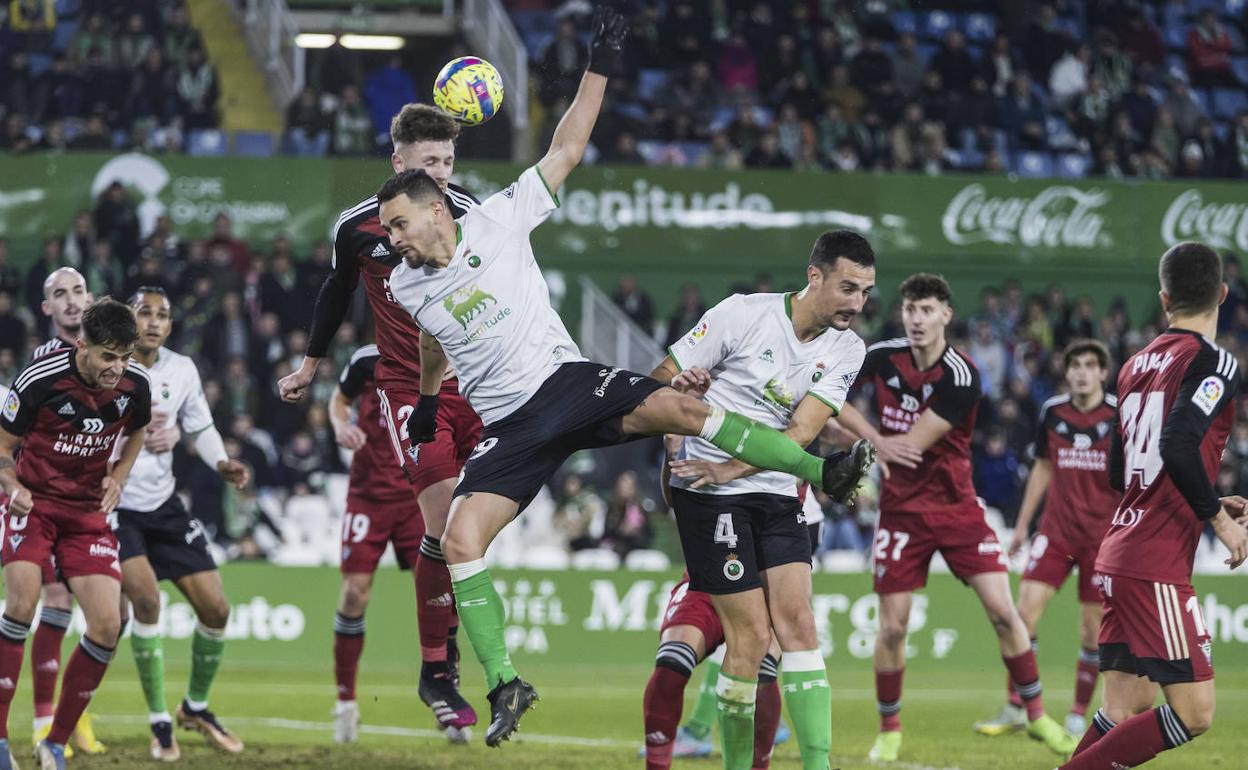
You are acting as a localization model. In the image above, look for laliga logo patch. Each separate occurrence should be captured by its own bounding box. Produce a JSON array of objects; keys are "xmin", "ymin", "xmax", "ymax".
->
[
  {"xmin": 1192, "ymin": 376, "xmax": 1224, "ymax": 416},
  {"xmin": 723, "ymin": 554, "xmax": 745, "ymax": 581},
  {"xmin": 1, "ymin": 391, "xmax": 18, "ymax": 422},
  {"xmin": 685, "ymin": 321, "xmax": 709, "ymax": 348}
]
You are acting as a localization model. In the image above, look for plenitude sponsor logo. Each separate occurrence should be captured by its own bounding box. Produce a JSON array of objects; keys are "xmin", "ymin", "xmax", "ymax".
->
[{"xmin": 941, "ymin": 183, "xmax": 1110, "ymax": 249}]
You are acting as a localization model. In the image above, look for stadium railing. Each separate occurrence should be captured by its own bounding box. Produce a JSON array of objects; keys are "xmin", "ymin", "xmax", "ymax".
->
[
  {"xmin": 577, "ymin": 276, "xmax": 664, "ymax": 376},
  {"xmin": 460, "ymin": 0, "xmax": 529, "ymax": 162},
  {"xmin": 240, "ymin": 0, "xmax": 306, "ymax": 113}
]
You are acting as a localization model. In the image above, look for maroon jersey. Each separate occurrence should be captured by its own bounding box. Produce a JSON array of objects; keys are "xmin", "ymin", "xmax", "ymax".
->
[
  {"xmin": 330, "ymin": 185, "xmax": 478, "ymax": 389},
  {"xmin": 1, "ymin": 349, "xmax": 151, "ymax": 516},
  {"xmin": 1097, "ymin": 329, "xmax": 1240, "ymax": 583},
  {"xmin": 1034, "ymin": 393, "xmax": 1120, "ymax": 547},
  {"xmin": 858, "ymin": 338, "xmax": 982, "ymax": 515},
  {"xmin": 337, "ymin": 344, "xmax": 409, "ymax": 505}
]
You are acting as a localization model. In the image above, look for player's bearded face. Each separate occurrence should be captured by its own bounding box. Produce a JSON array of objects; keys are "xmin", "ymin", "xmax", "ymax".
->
[
  {"xmin": 81, "ymin": 342, "xmax": 135, "ymax": 389},
  {"xmin": 815, "ymin": 260, "xmax": 875, "ymax": 331},
  {"xmin": 45, "ymin": 280, "xmax": 90, "ymax": 333}
]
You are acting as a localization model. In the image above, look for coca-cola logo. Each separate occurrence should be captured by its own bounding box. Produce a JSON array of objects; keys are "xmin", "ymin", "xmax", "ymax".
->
[
  {"xmin": 941, "ymin": 184, "xmax": 1111, "ymax": 249},
  {"xmin": 1161, "ymin": 189, "xmax": 1248, "ymax": 251}
]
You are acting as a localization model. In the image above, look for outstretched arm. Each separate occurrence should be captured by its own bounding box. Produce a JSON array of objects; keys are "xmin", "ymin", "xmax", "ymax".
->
[{"xmin": 535, "ymin": 6, "xmax": 628, "ymax": 193}]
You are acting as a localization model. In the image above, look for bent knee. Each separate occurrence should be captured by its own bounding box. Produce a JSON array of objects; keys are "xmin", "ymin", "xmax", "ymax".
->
[
  {"xmin": 877, "ymin": 621, "xmax": 909, "ymax": 649},
  {"xmin": 1175, "ymin": 703, "xmax": 1214, "ymax": 737},
  {"xmin": 130, "ymin": 594, "xmax": 162, "ymax": 623},
  {"xmin": 198, "ymin": 600, "xmax": 231, "ymax": 630}
]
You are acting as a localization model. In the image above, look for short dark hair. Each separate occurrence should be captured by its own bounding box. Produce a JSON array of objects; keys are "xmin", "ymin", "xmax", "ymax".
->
[
  {"xmin": 898, "ymin": 272, "xmax": 952, "ymax": 304},
  {"xmin": 390, "ymin": 103, "xmax": 460, "ymax": 146},
  {"xmin": 376, "ymin": 169, "xmax": 444, "ymax": 207},
  {"xmin": 1159, "ymin": 241, "xmax": 1223, "ymax": 316},
  {"xmin": 1063, "ymin": 338, "xmax": 1110, "ymax": 370},
  {"xmin": 82, "ymin": 297, "xmax": 139, "ymax": 349},
  {"xmin": 809, "ymin": 229, "xmax": 875, "ymax": 274},
  {"xmin": 128, "ymin": 285, "xmax": 167, "ymax": 307}
]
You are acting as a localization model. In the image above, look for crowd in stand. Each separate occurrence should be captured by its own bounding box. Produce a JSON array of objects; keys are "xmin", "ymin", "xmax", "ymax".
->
[
  {"xmin": 518, "ymin": 0, "xmax": 1248, "ymax": 178},
  {"xmin": 0, "ymin": 0, "xmax": 219, "ymax": 153}
]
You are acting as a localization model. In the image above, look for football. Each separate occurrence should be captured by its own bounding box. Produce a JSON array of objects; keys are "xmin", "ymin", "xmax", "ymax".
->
[{"xmin": 432, "ymin": 56, "xmax": 505, "ymax": 126}]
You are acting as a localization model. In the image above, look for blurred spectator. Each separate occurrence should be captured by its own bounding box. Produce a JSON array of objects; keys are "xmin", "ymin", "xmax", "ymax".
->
[
  {"xmin": 1235, "ymin": 112, "xmax": 1248, "ymax": 178},
  {"xmin": 93, "ymin": 180, "xmax": 140, "ymax": 269},
  {"xmin": 128, "ymin": 49, "xmax": 178, "ymax": 126},
  {"xmin": 891, "ymin": 32, "xmax": 924, "ymax": 98},
  {"xmin": 22, "ymin": 235, "xmax": 60, "ymax": 321},
  {"xmin": 0, "ymin": 240, "xmax": 22, "ymax": 299},
  {"xmin": 1120, "ymin": 76, "xmax": 1158, "ymax": 141},
  {"xmin": 612, "ymin": 274, "xmax": 655, "ymax": 331},
  {"xmin": 1164, "ymin": 77, "xmax": 1205, "ymax": 138},
  {"xmin": 1023, "ymin": 3, "xmax": 1065, "ymax": 81},
  {"xmin": 206, "ymin": 212, "xmax": 251, "ymax": 274},
  {"xmin": 933, "ymin": 30, "xmax": 976, "ymax": 94},
  {"xmin": 1116, "ymin": 9, "xmax": 1164, "ymax": 76},
  {"xmin": 9, "ymin": 0, "xmax": 56, "ymax": 51},
  {"xmin": 286, "ymin": 87, "xmax": 329, "ymax": 157},
  {"xmin": 176, "ymin": 47, "xmax": 219, "ymax": 129},
  {"xmin": 0, "ymin": 292, "xmax": 27, "ymax": 359},
  {"xmin": 0, "ymin": 113, "xmax": 34, "ymax": 153},
  {"xmin": 697, "ymin": 130, "xmax": 743, "ymax": 170},
  {"xmin": 84, "ymin": 239, "xmax": 123, "ymax": 298},
  {"xmin": 363, "ymin": 55, "xmax": 416, "ymax": 138},
  {"xmin": 600, "ymin": 471, "xmax": 652, "ymax": 557},
  {"xmin": 68, "ymin": 13, "xmax": 112, "ymax": 68},
  {"xmin": 116, "ymin": 12, "xmax": 156, "ymax": 70},
  {"xmin": 974, "ymin": 428, "xmax": 1021, "ymax": 520},
  {"xmin": 745, "ymin": 130, "xmax": 791, "ymax": 169},
  {"xmin": 1091, "ymin": 29, "xmax": 1132, "ymax": 101},
  {"xmin": 822, "ymin": 63, "xmax": 864, "ymax": 122},
  {"xmin": 1188, "ymin": 9, "xmax": 1236, "ymax": 90},
  {"xmin": 717, "ymin": 32, "xmax": 757, "ymax": 92},
  {"xmin": 985, "ymin": 33, "xmax": 1022, "ymax": 98},
  {"xmin": 553, "ymin": 474, "xmax": 605, "ymax": 551},
  {"xmin": 162, "ymin": 5, "xmax": 203, "ymax": 69},
  {"xmin": 603, "ymin": 131, "xmax": 645, "ymax": 165},
  {"xmin": 332, "ymin": 84, "xmax": 372, "ymax": 156},
  {"xmin": 999, "ymin": 73, "xmax": 1046, "ymax": 151},
  {"xmin": 538, "ymin": 17, "xmax": 588, "ymax": 105},
  {"xmin": 969, "ymin": 319, "xmax": 1010, "ymax": 395},
  {"xmin": 664, "ymin": 283, "xmax": 706, "ymax": 347},
  {"xmin": 850, "ymin": 35, "xmax": 892, "ymax": 95},
  {"xmin": 1049, "ymin": 42, "xmax": 1089, "ymax": 109}
]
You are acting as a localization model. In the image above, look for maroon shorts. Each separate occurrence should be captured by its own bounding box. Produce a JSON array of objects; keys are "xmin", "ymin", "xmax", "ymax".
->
[
  {"xmin": 377, "ymin": 380, "xmax": 482, "ymax": 494},
  {"xmin": 1, "ymin": 506, "xmax": 120, "ymax": 581},
  {"xmin": 1023, "ymin": 533, "xmax": 1100, "ymax": 602},
  {"xmin": 1097, "ymin": 572, "xmax": 1213, "ymax": 684},
  {"xmin": 659, "ymin": 578, "xmax": 724, "ymax": 651},
  {"xmin": 872, "ymin": 507, "xmax": 1007, "ymax": 593},
  {"xmin": 340, "ymin": 497, "xmax": 425, "ymax": 574}
]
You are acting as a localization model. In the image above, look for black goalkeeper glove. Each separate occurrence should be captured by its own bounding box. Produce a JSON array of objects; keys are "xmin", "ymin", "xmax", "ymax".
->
[
  {"xmin": 588, "ymin": 5, "xmax": 629, "ymax": 76},
  {"xmin": 406, "ymin": 394, "xmax": 439, "ymax": 445}
]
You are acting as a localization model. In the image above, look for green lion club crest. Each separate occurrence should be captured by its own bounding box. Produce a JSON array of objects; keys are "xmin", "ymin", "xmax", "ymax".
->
[
  {"xmin": 762, "ymin": 377, "xmax": 796, "ymax": 410},
  {"xmin": 444, "ymin": 285, "xmax": 498, "ymax": 330}
]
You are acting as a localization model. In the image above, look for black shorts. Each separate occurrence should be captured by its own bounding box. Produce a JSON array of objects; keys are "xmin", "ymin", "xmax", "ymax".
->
[
  {"xmin": 672, "ymin": 487, "xmax": 811, "ymax": 595},
  {"xmin": 114, "ymin": 496, "xmax": 216, "ymax": 582},
  {"xmin": 454, "ymin": 362, "xmax": 665, "ymax": 509}
]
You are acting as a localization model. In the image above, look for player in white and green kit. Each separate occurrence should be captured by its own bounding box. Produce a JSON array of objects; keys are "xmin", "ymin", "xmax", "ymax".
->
[
  {"xmin": 652, "ymin": 231, "xmax": 876, "ymax": 770},
  {"xmin": 376, "ymin": 6, "xmax": 868, "ymax": 747},
  {"xmin": 114, "ymin": 288, "xmax": 251, "ymax": 759}
]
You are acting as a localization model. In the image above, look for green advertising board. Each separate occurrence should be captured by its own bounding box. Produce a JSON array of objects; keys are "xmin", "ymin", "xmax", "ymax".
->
[
  {"xmin": 35, "ymin": 564, "xmax": 1248, "ymax": 673},
  {"xmin": 3, "ymin": 153, "xmax": 1246, "ymax": 322}
]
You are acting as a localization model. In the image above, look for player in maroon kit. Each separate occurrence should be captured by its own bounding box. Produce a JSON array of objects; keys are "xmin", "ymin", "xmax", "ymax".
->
[
  {"xmin": 25, "ymin": 267, "xmax": 108, "ymax": 755},
  {"xmin": 278, "ymin": 104, "xmax": 482, "ymax": 733},
  {"xmin": 326, "ymin": 343, "xmax": 469, "ymax": 743},
  {"xmin": 0, "ymin": 299, "xmax": 151, "ymax": 770},
  {"xmin": 1060, "ymin": 242, "xmax": 1248, "ymax": 770},
  {"xmin": 975, "ymin": 340, "xmax": 1119, "ymax": 739},
  {"xmin": 836, "ymin": 273, "xmax": 1073, "ymax": 762}
]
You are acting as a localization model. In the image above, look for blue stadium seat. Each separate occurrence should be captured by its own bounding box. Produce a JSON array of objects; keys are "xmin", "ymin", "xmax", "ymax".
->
[
  {"xmin": 1233, "ymin": 57, "xmax": 1248, "ymax": 86},
  {"xmin": 636, "ymin": 69, "xmax": 671, "ymax": 103},
  {"xmin": 54, "ymin": 0, "xmax": 80, "ymax": 17},
  {"xmin": 28, "ymin": 54, "xmax": 52, "ymax": 77},
  {"xmin": 948, "ymin": 148, "xmax": 984, "ymax": 170},
  {"xmin": 1014, "ymin": 151, "xmax": 1053, "ymax": 178},
  {"xmin": 1166, "ymin": 54, "xmax": 1188, "ymax": 80},
  {"xmin": 1054, "ymin": 17, "xmax": 1082, "ymax": 40},
  {"xmin": 524, "ymin": 31, "xmax": 554, "ymax": 61},
  {"xmin": 1161, "ymin": 2, "xmax": 1185, "ymax": 27},
  {"xmin": 188, "ymin": 129, "xmax": 228, "ymax": 157},
  {"xmin": 1192, "ymin": 88, "xmax": 1211, "ymax": 115},
  {"xmin": 916, "ymin": 42, "xmax": 937, "ymax": 65},
  {"xmin": 51, "ymin": 20, "xmax": 77, "ymax": 52},
  {"xmin": 963, "ymin": 13, "xmax": 995, "ymax": 43},
  {"xmin": 234, "ymin": 131, "xmax": 275, "ymax": 157},
  {"xmin": 892, "ymin": 10, "xmax": 917, "ymax": 37},
  {"xmin": 1227, "ymin": 0, "xmax": 1248, "ymax": 17},
  {"xmin": 1214, "ymin": 120, "xmax": 1230, "ymax": 142},
  {"xmin": 1227, "ymin": 26, "xmax": 1246, "ymax": 53},
  {"xmin": 1056, "ymin": 153, "xmax": 1091, "ymax": 179},
  {"xmin": 1212, "ymin": 88, "xmax": 1248, "ymax": 118},
  {"xmin": 1163, "ymin": 22, "xmax": 1188, "ymax": 51},
  {"xmin": 922, "ymin": 10, "xmax": 956, "ymax": 41},
  {"xmin": 1190, "ymin": 0, "xmax": 1224, "ymax": 15}
]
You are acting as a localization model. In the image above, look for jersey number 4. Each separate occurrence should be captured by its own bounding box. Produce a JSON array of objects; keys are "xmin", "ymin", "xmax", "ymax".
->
[
  {"xmin": 714, "ymin": 513, "xmax": 738, "ymax": 549},
  {"xmin": 1120, "ymin": 391, "xmax": 1165, "ymax": 488}
]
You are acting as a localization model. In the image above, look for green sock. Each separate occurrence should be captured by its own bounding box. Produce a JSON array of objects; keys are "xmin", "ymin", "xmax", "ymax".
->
[
  {"xmin": 703, "ymin": 408, "xmax": 825, "ymax": 488},
  {"xmin": 450, "ymin": 564, "xmax": 518, "ymax": 689},
  {"xmin": 186, "ymin": 622, "xmax": 226, "ymax": 708},
  {"xmin": 685, "ymin": 654, "xmax": 722, "ymax": 739},
  {"xmin": 781, "ymin": 650, "xmax": 832, "ymax": 770},
  {"xmin": 131, "ymin": 622, "xmax": 167, "ymax": 716},
  {"xmin": 715, "ymin": 672, "xmax": 757, "ymax": 770}
]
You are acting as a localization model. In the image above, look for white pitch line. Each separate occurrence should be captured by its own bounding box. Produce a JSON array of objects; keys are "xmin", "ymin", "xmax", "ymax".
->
[{"xmin": 93, "ymin": 714, "xmax": 967, "ymax": 768}]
